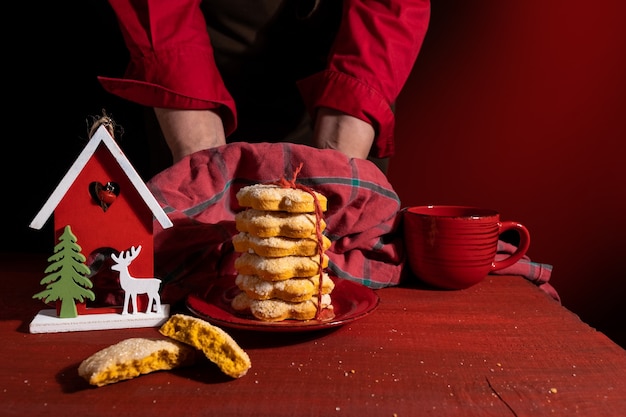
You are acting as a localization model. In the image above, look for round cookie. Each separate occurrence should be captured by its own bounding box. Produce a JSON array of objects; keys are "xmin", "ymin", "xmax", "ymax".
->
[
  {"xmin": 78, "ymin": 338, "xmax": 196, "ymax": 386},
  {"xmin": 159, "ymin": 314, "xmax": 251, "ymax": 378},
  {"xmin": 236, "ymin": 184, "xmax": 327, "ymax": 213},
  {"xmin": 234, "ymin": 252, "xmax": 329, "ymax": 281},
  {"xmin": 231, "ymin": 291, "xmax": 333, "ymax": 322},
  {"xmin": 232, "ymin": 232, "xmax": 332, "ymax": 258},
  {"xmin": 235, "ymin": 273, "xmax": 335, "ymax": 302},
  {"xmin": 235, "ymin": 209, "xmax": 326, "ymax": 238}
]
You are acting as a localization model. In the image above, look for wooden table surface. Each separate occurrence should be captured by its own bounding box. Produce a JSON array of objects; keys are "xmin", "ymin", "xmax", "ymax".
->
[{"xmin": 2, "ymin": 252, "xmax": 625, "ymax": 416}]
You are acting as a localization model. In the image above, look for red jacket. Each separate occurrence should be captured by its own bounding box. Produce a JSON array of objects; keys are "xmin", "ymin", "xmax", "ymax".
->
[{"xmin": 98, "ymin": 0, "xmax": 430, "ymax": 159}]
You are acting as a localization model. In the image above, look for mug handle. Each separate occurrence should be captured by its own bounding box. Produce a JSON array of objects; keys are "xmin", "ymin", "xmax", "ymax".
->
[{"xmin": 491, "ymin": 221, "xmax": 531, "ymax": 272}]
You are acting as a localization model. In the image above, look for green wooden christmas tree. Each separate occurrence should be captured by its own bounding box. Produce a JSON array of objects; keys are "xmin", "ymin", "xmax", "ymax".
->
[{"xmin": 33, "ymin": 225, "xmax": 95, "ymax": 318}]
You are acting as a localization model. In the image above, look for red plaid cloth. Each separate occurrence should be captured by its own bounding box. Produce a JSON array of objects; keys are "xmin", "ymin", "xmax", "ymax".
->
[
  {"xmin": 147, "ymin": 142, "xmax": 403, "ymax": 303},
  {"xmin": 495, "ymin": 241, "xmax": 560, "ymax": 302},
  {"xmin": 147, "ymin": 142, "xmax": 558, "ymax": 304}
]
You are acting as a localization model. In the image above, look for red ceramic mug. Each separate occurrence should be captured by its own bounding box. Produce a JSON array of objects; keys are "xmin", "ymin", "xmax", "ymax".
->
[{"xmin": 402, "ymin": 205, "xmax": 531, "ymax": 290}]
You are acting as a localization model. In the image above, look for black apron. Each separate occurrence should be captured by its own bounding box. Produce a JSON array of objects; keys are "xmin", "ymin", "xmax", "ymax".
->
[{"xmin": 201, "ymin": 0, "xmax": 341, "ymax": 144}]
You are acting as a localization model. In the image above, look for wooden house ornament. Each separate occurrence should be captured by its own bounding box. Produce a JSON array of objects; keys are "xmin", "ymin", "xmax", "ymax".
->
[{"xmin": 29, "ymin": 122, "xmax": 173, "ymax": 333}]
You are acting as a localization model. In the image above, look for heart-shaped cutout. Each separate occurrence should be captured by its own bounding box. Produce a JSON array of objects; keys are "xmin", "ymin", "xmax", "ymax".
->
[{"xmin": 89, "ymin": 181, "xmax": 120, "ymax": 211}]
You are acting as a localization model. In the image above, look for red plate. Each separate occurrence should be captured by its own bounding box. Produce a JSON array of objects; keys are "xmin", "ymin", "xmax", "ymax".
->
[{"xmin": 186, "ymin": 275, "xmax": 379, "ymax": 332}]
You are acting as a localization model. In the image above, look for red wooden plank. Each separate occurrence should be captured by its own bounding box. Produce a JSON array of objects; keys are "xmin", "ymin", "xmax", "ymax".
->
[{"xmin": 3, "ymin": 253, "xmax": 625, "ymax": 416}]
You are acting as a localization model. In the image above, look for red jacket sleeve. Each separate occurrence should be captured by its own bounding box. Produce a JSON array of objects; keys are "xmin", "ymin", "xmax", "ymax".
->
[
  {"xmin": 297, "ymin": 0, "xmax": 431, "ymax": 158},
  {"xmin": 99, "ymin": 0, "xmax": 430, "ymax": 158},
  {"xmin": 97, "ymin": 0, "xmax": 237, "ymax": 136}
]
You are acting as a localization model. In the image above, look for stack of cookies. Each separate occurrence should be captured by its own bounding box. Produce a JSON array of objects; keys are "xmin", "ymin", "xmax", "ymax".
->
[{"xmin": 231, "ymin": 183, "xmax": 335, "ymax": 322}]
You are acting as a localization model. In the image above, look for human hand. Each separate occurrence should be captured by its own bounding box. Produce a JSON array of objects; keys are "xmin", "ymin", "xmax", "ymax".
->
[
  {"xmin": 154, "ymin": 108, "xmax": 227, "ymax": 163},
  {"xmin": 311, "ymin": 107, "xmax": 375, "ymax": 160}
]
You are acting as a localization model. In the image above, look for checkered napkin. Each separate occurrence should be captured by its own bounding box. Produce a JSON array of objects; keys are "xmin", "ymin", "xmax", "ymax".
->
[
  {"xmin": 146, "ymin": 142, "xmax": 558, "ymax": 304},
  {"xmin": 495, "ymin": 241, "xmax": 560, "ymax": 302}
]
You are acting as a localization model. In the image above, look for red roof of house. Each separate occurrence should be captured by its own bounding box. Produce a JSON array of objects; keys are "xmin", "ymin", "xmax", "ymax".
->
[{"xmin": 30, "ymin": 125, "xmax": 173, "ymax": 230}]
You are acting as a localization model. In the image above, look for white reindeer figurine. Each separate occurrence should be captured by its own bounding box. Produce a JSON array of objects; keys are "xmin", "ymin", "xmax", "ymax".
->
[{"xmin": 111, "ymin": 245, "xmax": 162, "ymax": 315}]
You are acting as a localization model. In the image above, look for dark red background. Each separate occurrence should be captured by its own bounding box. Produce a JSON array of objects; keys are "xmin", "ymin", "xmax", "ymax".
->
[
  {"xmin": 389, "ymin": 1, "xmax": 626, "ymax": 347},
  {"xmin": 5, "ymin": 1, "xmax": 624, "ymax": 347}
]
